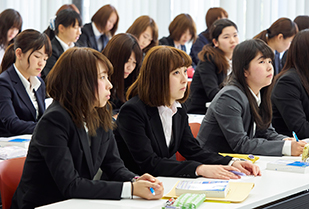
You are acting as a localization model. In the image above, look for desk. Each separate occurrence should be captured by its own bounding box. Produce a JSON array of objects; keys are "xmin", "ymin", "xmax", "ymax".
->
[{"xmin": 36, "ymin": 156, "xmax": 309, "ymax": 209}]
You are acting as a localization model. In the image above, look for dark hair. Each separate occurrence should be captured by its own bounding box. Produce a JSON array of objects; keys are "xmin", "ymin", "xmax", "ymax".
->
[
  {"xmin": 230, "ymin": 39, "xmax": 274, "ymax": 130},
  {"xmin": 91, "ymin": 4, "xmax": 119, "ymax": 37},
  {"xmin": 205, "ymin": 7, "xmax": 228, "ymax": 28},
  {"xmin": 198, "ymin": 19, "xmax": 238, "ymax": 75},
  {"xmin": 126, "ymin": 15, "xmax": 158, "ymax": 54},
  {"xmin": 127, "ymin": 46, "xmax": 191, "ymax": 107},
  {"xmin": 276, "ymin": 29, "xmax": 309, "ymax": 96},
  {"xmin": 1, "ymin": 29, "xmax": 52, "ymax": 73},
  {"xmin": 254, "ymin": 17, "xmax": 298, "ymax": 43},
  {"xmin": 169, "ymin": 14, "xmax": 197, "ymax": 43},
  {"xmin": 0, "ymin": 9, "xmax": 22, "ymax": 49},
  {"xmin": 47, "ymin": 47, "xmax": 114, "ymax": 135},
  {"xmin": 102, "ymin": 33, "xmax": 142, "ymax": 103},
  {"xmin": 54, "ymin": 9, "xmax": 82, "ymax": 36},
  {"xmin": 293, "ymin": 15, "xmax": 309, "ymax": 31}
]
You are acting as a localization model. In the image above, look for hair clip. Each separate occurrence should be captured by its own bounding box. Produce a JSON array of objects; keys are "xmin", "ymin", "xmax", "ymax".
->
[{"xmin": 49, "ymin": 16, "xmax": 56, "ymax": 31}]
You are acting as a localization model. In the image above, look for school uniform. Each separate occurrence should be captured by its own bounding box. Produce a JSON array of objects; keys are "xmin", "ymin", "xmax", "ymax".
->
[
  {"xmin": 196, "ymin": 82, "xmax": 288, "ymax": 156},
  {"xmin": 77, "ymin": 23, "xmax": 108, "ymax": 51},
  {"xmin": 114, "ymin": 95, "xmax": 232, "ymax": 178},
  {"xmin": 272, "ymin": 68, "xmax": 309, "ymax": 138},
  {"xmin": 11, "ymin": 101, "xmax": 136, "ymax": 209},
  {"xmin": 187, "ymin": 55, "xmax": 226, "ymax": 114},
  {"xmin": 189, "ymin": 29, "xmax": 210, "ymax": 67},
  {"xmin": 159, "ymin": 36, "xmax": 186, "ymax": 52},
  {"xmin": 274, "ymin": 50, "xmax": 282, "ymax": 75},
  {"xmin": 0, "ymin": 65, "xmax": 45, "ymax": 137}
]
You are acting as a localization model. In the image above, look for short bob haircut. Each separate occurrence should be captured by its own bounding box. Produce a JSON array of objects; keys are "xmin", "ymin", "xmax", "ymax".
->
[
  {"xmin": 126, "ymin": 15, "xmax": 158, "ymax": 53},
  {"xmin": 293, "ymin": 15, "xmax": 309, "ymax": 31},
  {"xmin": 0, "ymin": 9, "xmax": 22, "ymax": 48},
  {"xmin": 54, "ymin": 9, "xmax": 82, "ymax": 36},
  {"xmin": 102, "ymin": 33, "xmax": 142, "ymax": 103},
  {"xmin": 47, "ymin": 47, "xmax": 114, "ymax": 135},
  {"xmin": 1, "ymin": 29, "xmax": 52, "ymax": 73},
  {"xmin": 230, "ymin": 39, "xmax": 274, "ymax": 130},
  {"xmin": 169, "ymin": 14, "xmax": 197, "ymax": 43},
  {"xmin": 127, "ymin": 46, "xmax": 191, "ymax": 107},
  {"xmin": 205, "ymin": 7, "xmax": 228, "ymax": 29},
  {"xmin": 91, "ymin": 4, "xmax": 119, "ymax": 37}
]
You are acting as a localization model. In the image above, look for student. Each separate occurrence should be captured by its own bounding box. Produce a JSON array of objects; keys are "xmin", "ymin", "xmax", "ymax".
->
[
  {"xmin": 0, "ymin": 29, "xmax": 51, "ymax": 137},
  {"xmin": 272, "ymin": 30, "xmax": 309, "ymax": 138},
  {"xmin": 190, "ymin": 7, "xmax": 228, "ymax": 67},
  {"xmin": 187, "ymin": 19, "xmax": 239, "ymax": 114},
  {"xmin": 126, "ymin": 15, "xmax": 158, "ymax": 54},
  {"xmin": 114, "ymin": 46, "xmax": 260, "ymax": 179},
  {"xmin": 77, "ymin": 4, "xmax": 118, "ymax": 51},
  {"xmin": 253, "ymin": 18, "xmax": 298, "ymax": 75},
  {"xmin": 44, "ymin": 4, "xmax": 80, "ymax": 41},
  {"xmin": 196, "ymin": 39, "xmax": 306, "ymax": 156},
  {"xmin": 159, "ymin": 14, "xmax": 196, "ymax": 53},
  {"xmin": 11, "ymin": 47, "xmax": 164, "ymax": 209},
  {"xmin": 0, "ymin": 8, "xmax": 22, "ymax": 63},
  {"xmin": 41, "ymin": 9, "xmax": 82, "ymax": 82},
  {"xmin": 102, "ymin": 33, "xmax": 142, "ymax": 115}
]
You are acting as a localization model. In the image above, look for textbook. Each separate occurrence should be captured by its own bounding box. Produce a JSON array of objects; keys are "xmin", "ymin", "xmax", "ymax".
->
[
  {"xmin": 175, "ymin": 180, "xmax": 230, "ymax": 198},
  {"xmin": 266, "ymin": 160, "xmax": 309, "ymax": 174}
]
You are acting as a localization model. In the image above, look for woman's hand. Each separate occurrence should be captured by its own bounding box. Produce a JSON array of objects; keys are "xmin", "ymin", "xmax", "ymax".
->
[
  {"xmin": 196, "ymin": 164, "xmax": 241, "ymax": 179},
  {"xmin": 133, "ymin": 179, "xmax": 164, "ymax": 200},
  {"xmin": 232, "ymin": 160, "xmax": 261, "ymax": 176}
]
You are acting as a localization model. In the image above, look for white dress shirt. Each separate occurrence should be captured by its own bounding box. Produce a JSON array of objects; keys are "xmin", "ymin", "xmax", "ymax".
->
[{"xmin": 55, "ymin": 36, "xmax": 75, "ymax": 51}]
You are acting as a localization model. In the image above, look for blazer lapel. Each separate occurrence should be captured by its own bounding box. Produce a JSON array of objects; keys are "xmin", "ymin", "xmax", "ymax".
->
[
  {"xmin": 147, "ymin": 106, "xmax": 169, "ymax": 157},
  {"xmin": 170, "ymin": 109, "xmax": 182, "ymax": 154},
  {"xmin": 34, "ymin": 90, "xmax": 44, "ymax": 119},
  {"xmin": 87, "ymin": 25, "xmax": 99, "ymax": 50},
  {"xmin": 76, "ymin": 127, "xmax": 95, "ymax": 176},
  {"xmin": 90, "ymin": 127, "xmax": 103, "ymax": 169},
  {"xmin": 8, "ymin": 67, "xmax": 36, "ymax": 120}
]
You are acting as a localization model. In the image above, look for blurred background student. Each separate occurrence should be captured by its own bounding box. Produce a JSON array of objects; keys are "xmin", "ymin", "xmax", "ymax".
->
[
  {"xmin": 126, "ymin": 15, "xmax": 158, "ymax": 55},
  {"xmin": 41, "ymin": 9, "xmax": 82, "ymax": 82},
  {"xmin": 78, "ymin": 4, "xmax": 118, "ymax": 51},
  {"xmin": 253, "ymin": 17, "xmax": 298, "ymax": 75},
  {"xmin": 272, "ymin": 30, "xmax": 309, "ymax": 139},
  {"xmin": 11, "ymin": 47, "xmax": 163, "ymax": 209},
  {"xmin": 190, "ymin": 7, "xmax": 228, "ymax": 67},
  {"xmin": 187, "ymin": 19, "xmax": 239, "ymax": 114},
  {"xmin": 196, "ymin": 39, "xmax": 305, "ymax": 156},
  {"xmin": 102, "ymin": 33, "xmax": 142, "ymax": 116},
  {"xmin": 0, "ymin": 8, "xmax": 22, "ymax": 64},
  {"xmin": 159, "ymin": 13, "xmax": 196, "ymax": 53},
  {"xmin": 115, "ymin": 45, "xmax": 260, "ymax": 179},
  {"xmin": 0, "ymin": 29, "xmax": 51, "ymax": 137}
]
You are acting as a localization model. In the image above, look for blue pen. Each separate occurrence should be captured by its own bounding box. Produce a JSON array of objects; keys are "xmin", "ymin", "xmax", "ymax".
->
[
  {"xmin": 150, "ymin": 187, "xmax": 155, "ymax": 195},
  {"xmin": 230, "ymin": 170, "xmax": 246, "ymax": 176},
  {"xmin": 292, "ymin": 131, "xmax": 299, "ymax": 142}
]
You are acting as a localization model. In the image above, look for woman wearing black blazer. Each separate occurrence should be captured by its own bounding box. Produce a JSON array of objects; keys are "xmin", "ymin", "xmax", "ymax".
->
[
  {"xmin": 11, "ymin": 48, "xmax": 163, "ymax": 209},
  {"xmin": 115, "ymin": 46, "xmax": 260, "ymax": 179},
  {"xmin": 272, "ymin": 30, "xmax": 309, "ymax": 139}
]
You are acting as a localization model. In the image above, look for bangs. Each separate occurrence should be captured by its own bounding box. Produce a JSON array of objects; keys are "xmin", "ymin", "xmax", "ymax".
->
[
  {"xmin": 169, "ymin": 49, "xmax": 192, "ymax": 72},
  {"xmin": 255, "ymin": 41, "xmax": 274, "ymax": 60}
]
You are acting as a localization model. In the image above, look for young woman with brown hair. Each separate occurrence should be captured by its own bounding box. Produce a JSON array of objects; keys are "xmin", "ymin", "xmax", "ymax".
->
[
  {"xmin": 126, "ymin": 15, "xmax": 158, "ymax": 54},
  {"xmin": 159, "ymin": 13, "xmax": 196, "ymax": 53},
  {"xmin": 0, "ymin": 29, "xmax": 51, "ymax": 137},
  {"xmin": 11, "ymin": 47, "xmax": 163, "ymax": 208},
  {"xmin": 102, "ymin": 33, "xmax": 142, "ymax": 115},
  {"xmin": 114, "ymin": 45, "xmax": 260, "ymax": 179},
  {"xmin": 78, "ymin": 4, "xmax": 119, "ymax": 51}
]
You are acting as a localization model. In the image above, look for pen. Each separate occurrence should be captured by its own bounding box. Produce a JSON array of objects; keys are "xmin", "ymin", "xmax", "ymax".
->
[
  {"xmin": 150, "ymin": 187, "xmax": 155, "ymax": 195},
  {"xmin": 293, "ymin": 131, "xmax": 299, "ymax": 142},
  {"xmin": 229, "ymin": 170, "xmax": 246, "ymax": 176}
]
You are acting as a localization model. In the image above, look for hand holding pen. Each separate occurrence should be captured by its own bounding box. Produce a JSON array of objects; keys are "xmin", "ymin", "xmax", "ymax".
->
[{"xmin": 290, "ymin": 131, "xmax": 307, "ymax": 156}]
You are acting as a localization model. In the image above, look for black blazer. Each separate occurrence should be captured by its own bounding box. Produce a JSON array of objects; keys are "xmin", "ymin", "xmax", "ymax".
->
[
  {"xmin": 78, "ymin": 23, "xmax": 108, "ymax": 51},
  {"xmin": 0, "ymin": 65, "xmax": 45, "ymax": 137},
  {"xmin": 159, "ymin": 36, "xmax": 186, "ymax": 52},
  {"xmin": 187, "ymin": 55, "xmax": 225, "ymax": 114},
  {"xmin": 272, "ymin": 69, "xmax": 309, "ymax": 138},
  {"xmin": 11, "ymin": 101, "xmax": 135, "ymax": 209},
  {"xmin": 114, "ymin": 96, "xmax": 232, "ymax": 178},
  {"xmin": 41, "ymin": 38, "xmax": 64, "ymax": 81}
]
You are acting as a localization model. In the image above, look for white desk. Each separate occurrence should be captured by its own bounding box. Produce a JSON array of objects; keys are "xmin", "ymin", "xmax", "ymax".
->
[{"xmin": 36, "ymin": 156, "xmax": 309, "ymax": 209}]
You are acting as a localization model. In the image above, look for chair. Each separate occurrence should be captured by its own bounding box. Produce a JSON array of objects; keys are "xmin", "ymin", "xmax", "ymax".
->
[
  {"xmin": 0, "ymin": 157, "xmax": 26, "ymax": 209},
  {"xmin": 176, "ymin": 122, "xmax": 201, "ymax": 161}
]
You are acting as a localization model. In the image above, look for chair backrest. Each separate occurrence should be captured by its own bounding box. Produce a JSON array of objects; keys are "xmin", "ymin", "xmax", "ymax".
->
[{"xmin": 0, "ymin": 157, "xmax": 26, "ymax": 209}]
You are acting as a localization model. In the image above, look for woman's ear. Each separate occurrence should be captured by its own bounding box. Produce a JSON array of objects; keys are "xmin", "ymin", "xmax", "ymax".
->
[
  {"xmin": 15, "ymin": 48, "xmax": 22, "ymax": 60},
  {"xmin": 244, "ymin": 69, "xmax": 249, "ymax": 78},
  {"xmin": 58, "ymin": 24, "xmax": 65, "ymax": 33},
  {"xmin": 277, "ymin": 33, "xmax": 284, "ymax": 41},
  {"xmin": 212, "ymin": 39, "xmax": 219, "ymax": 47}
]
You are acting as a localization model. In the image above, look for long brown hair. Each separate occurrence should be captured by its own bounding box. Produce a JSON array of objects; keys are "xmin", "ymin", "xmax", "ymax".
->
[
  {"xmin": 198, "ymin": 19, "xmax": 237, "ymax": 75},
  {"xmin": 47, "ymin": 47, "xmax": 114, "ymax": 135},
  {"xmin": 102, "ymin": 33, "xmax": 142, "ymax": 104},
  {"xmin": 230, "ymin": 39, "xmax": 274, "ymax": 130},
  {"xmin": 127, "ymin": 46, "xmax": 191, "ymax": 107},
  {"xmin": 126, "ymin": 15, "xmax": 158, "ymax": 54}
]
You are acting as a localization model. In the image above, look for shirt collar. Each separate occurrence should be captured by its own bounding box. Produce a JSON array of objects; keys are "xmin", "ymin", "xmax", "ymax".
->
[
  {"xmin": 158, "ymin": 101, "xmax": 182, "ymax": 115},
  {"xmin": 13, "ymin": 64, "xmax": 41, "ymax": 91},
  {"xmin": 55, "ymin": 36, "xmax": 74, "ymax": 51},
  {"xmin": 92, "ymin": 22, "xmax": 102, "ymax": 37},
  {"xmin": 248, "ymin": 87, "xmax": 261, "ymax": 106}
]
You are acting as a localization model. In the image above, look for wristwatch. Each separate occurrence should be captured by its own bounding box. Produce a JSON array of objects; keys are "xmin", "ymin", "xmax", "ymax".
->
[
  {"xmin": 131, "ymin": 176, "xmax": 140, "ymax": 182},
  {"xmin": 228, "ymin": 157, "xmax": 240, "ymax": 166}
]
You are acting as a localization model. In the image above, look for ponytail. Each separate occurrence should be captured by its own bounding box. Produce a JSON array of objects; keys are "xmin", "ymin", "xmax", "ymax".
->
[{"xmin": 0, "ymin": 44, "xmax": 15, "ymax": 73}]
